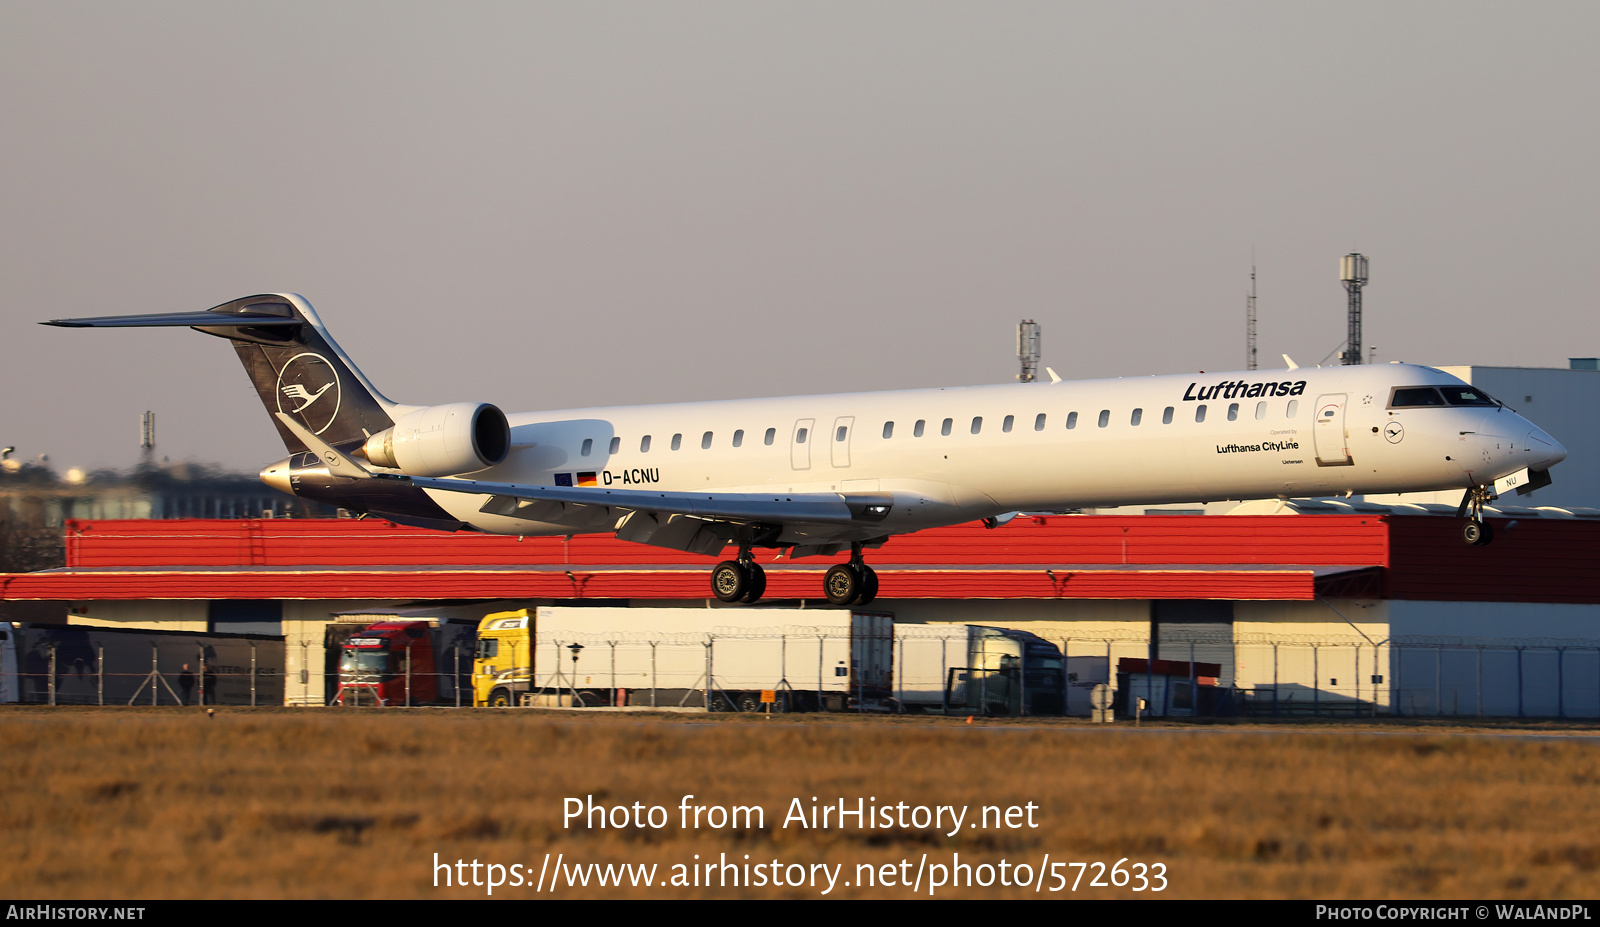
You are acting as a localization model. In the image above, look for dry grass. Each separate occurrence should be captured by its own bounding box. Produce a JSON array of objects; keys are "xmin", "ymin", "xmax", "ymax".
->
[{"xmin": 2, "ymin": 708, "xmax": 1598, "ymax": 899}]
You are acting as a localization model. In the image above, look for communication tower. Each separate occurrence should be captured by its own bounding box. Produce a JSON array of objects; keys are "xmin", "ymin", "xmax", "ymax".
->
[
  {"xmin": 1339, "ymin": 253, "xmax": 1369, "ymax": 365},
  {"xmin": 1017, "ymin": 320, "xmax": 1041, "ymax": 383}
]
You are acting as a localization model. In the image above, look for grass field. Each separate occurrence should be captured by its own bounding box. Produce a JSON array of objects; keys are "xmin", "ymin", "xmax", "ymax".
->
[{"xmin": 3, "ymin": 707, "xmax": 1598, "ymax": 899}]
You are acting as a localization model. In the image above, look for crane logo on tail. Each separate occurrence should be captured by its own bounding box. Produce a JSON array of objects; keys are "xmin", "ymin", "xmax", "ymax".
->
[
  {"xmin": 275, "ymin": 352, "xmax": 342, "ymax": 435},
  {"xmin": 282, "ymin": 382, "xmax": 333, "ymax": 413}
]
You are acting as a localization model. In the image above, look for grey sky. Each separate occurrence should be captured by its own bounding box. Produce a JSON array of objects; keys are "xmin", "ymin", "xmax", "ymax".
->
[{"xmin": 3, "ymin": 1, "xmax": 1596, "ymax": 473}]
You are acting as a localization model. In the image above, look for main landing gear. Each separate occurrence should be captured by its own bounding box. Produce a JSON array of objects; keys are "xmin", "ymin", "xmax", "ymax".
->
[
  {"xmin": 708, "ymin": 542, "xmax": 879, "ymax": 606},
  {"xmin": 1458, "ymin": 484, "xmax": 1496, "ymax": 547},
  {"xmin": 711, "ymin": 546, "xmax": 767, "ymax": 604},
  {"xmin": 823, "ymin": 544, "xmax": 878, "ymax": 607}
]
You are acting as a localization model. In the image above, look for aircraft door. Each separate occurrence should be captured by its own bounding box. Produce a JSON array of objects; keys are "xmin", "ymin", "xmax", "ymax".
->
[
  {"xmin": 791, "ymin": 418, "xmax": 814, "ymax": 470},
  {"xmin": 1313, "ymin": 393, "xmax": 1352, "ymax": 466},
  {"xmin": 830, "ymin": 416, "xmax": 854, "ymax": 468}
]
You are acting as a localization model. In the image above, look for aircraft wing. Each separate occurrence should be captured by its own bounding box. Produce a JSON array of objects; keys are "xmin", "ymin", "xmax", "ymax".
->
[{"xmin": 408, "ymin": 475, "xmax": 893, "ymax": 527}]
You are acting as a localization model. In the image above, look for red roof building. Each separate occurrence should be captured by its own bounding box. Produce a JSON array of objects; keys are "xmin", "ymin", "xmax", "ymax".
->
[{"xmin": 0, "ymin": 513, "xmax": 1592, "ymax": 603}]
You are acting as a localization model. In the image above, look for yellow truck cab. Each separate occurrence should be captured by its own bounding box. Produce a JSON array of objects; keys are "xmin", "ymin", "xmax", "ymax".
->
[{"xmin": 472, "ymin": 609, "xmax": 534, "ymax": 707}]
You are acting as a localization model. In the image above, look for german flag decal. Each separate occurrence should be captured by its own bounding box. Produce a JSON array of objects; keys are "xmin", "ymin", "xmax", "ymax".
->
[{"xmin": 577, "ymin": 472, "xmax": 598, "ymax": 487}]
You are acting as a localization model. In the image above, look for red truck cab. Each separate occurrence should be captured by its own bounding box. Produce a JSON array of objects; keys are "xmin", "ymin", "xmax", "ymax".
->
[{"xmin": 337, "ymin": 621, "xmax": 438, "ymax": 705}]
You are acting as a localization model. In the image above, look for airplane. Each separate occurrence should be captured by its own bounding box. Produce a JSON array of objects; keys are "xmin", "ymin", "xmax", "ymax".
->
[{"xmin": 44, "ymin": 293, "xmax": 1567, "ymax": 605}]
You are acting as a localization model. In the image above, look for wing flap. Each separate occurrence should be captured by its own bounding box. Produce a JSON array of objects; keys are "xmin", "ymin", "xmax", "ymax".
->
[{"xmin": 478, "ymin": 494, "xmax": 620, "ymax": 531}]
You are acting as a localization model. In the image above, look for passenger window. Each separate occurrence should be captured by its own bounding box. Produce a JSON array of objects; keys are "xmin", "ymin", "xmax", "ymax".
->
[
  {"xmin": 1162, "ymin": 406, "xmax": 1173, "ymax": 424},
  {"xmin": 581, "ymin": 438, "xmax": 593, "ymax": 456},
  {"xmin": 1002, "ymin": 415, "xmax": 1014, "ymax": 433},
  {"xmin": 1286, "ymin": 400, "xmax": 1298, "ymax": 418},
  {"xmin": 914, "ymin": 420, "xmax": 925, "ymax": 437},
  {"xmin": 882, "ymin": 421, "xmax": 894, "ymax": 439},
  {"xmin": 732, "ymin": 429, "xmax": 744, "ymax": 448},
  {"xmin": 1255, "ymin": 402, "xmax": 1267, "ymax": 420},
  {"xmin": 1195, "ymin": 405, "xmax": 1207, "ymax": 423},
  {"xmin": 1066, "ymin": 412, "xmax": 1078, "ymax": 430},
  {"xmin": 970, "ymin": 416, "xmax": 983, "ymax": 435},
  {"xmin": 1098, "ymin": 410, "xmax": 1110, "ymax": 428},
  {"xmin": 764, "ymin": 428, "xmax": 776, "ymax": 446},
  {"xmin": 701, "ymin": 431, "xmax": 713, "ymax": 449},
  {"xmin": 1227, "ymin": 403, "xmax": 1239, "ymax": 421},
  {"xmin": 836, "ymin": 425, "xmax": 848, "ymax": 442},
  {"xmin": 1130, "ymin": 408, "xmax": 1142, "ymax": 426},
  {"xmin": 609, "ymin": 437, "xmax": 621, "ymax": 455},
  {"xmin": 941, "ymin": 418, "xmax": 952, "ymax": 436},
  {"xmin": 640, "ymin": 435, "xmax": 652, "ymax": 453},
  {"xmin": 1034, "ymin": 413, "xmax": 1046, "ymax": 431},
  {"xmin": 671, "ymin": 433, "xmax": 682, "ymax": 451},
  {"xmin": 796, "ymin": 427, "xmax": 808, "ymax": 443}
]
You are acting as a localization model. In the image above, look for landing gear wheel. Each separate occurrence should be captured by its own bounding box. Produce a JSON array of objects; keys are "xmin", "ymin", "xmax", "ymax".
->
[
  {"xmin": 855, "ymin": 565, "xmax": 878, "ymax": 605},
  {"xmin": 824, "ymin": 564, "xmax": 861, "ymax": 606},
  {"xmin": 740, "ymin": 562, "xmax": 767, "ymax": 603},
  {"xmin": 1463, "ymin": 520, "xmax": 1494, "ymax": 546},
  {"xmin": 712, "ymin": 560, "xmax": 748, "ymax": 602}
]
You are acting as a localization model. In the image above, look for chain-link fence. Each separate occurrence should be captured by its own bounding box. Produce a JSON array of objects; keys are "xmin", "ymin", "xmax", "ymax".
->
[
  {"xmin": 12, "ymin": 624, "xmax": 1599, "ymax": 719},
  {"xmin": 1045, "ymin": 627, "xmax": 1600, "ymax": 719},
  {"xmin": 8, "ymin": 634, "xmax": 284, "ymax": 706}
]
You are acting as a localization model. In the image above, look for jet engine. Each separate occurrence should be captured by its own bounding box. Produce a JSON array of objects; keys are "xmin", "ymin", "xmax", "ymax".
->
[{"xmin": 360, "ymin": 402, "xmax": 510, "ymax": 476}]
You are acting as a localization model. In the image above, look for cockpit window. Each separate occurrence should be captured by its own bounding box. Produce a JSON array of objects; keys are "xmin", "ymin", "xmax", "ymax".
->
[
  {"xmin": 1389, "ymin": 387, "xmax": 1447, "ymax": 408},
  {"xmin": 1440, "ymin": 386, "xmax": 1500, "ymax": 407}
]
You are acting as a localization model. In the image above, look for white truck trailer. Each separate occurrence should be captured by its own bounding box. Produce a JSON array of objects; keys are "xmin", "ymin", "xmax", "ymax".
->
[{"xmin": 473, "ymin": 606, "xmax": 894, "ymax": 712}]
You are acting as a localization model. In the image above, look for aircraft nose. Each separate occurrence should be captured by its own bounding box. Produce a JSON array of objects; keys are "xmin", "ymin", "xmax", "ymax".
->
[{"xmin": 1525, "ymin": 429, "xmax": 1566, "ymax": 470}]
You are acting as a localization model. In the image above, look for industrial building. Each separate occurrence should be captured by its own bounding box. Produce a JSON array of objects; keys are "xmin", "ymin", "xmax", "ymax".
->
[{"xmin": 3, "ymin": 512, "xmax": 1597, "ymax": 717}]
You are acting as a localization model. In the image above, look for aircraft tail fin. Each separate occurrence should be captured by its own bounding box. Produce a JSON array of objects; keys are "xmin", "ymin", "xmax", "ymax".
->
[{"xmin": 44, "ymin": 294, "xmax": 397, "ymax": 455}]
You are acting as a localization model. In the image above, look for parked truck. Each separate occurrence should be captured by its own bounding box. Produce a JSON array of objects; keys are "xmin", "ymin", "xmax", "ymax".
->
[
  {"xmin": 332, "ymin": 617, "xmax": 477, "ymax": 706},
  {"xmin": 0, "ymin": 621, "xmax": 285, "ymax": 706},
  {"xmin": 472, "ymin": 606, "xmax": 894, "ymax": 711},
  {"xmin": 896, "ymin": 625, "xmax": 1066, "ymax": 716}
]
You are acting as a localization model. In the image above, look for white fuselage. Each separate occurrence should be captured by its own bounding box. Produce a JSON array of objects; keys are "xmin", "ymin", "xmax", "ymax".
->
[{"xmin": 418, "ymin": 362, "xmax": 1566, "ymax": 545}]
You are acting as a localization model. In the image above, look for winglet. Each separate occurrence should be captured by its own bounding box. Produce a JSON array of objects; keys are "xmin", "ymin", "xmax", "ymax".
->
[
  {"xmin": 273, "ymin": 412, "xmax": 375, "ymax": 480},
  {"xmin": 1045, "ymin": 367, "xmax": 1062, "ymax": 383},
  {"xmin": 1282, "ymin": 354, "xmax": 1300, "ymax": 370}
]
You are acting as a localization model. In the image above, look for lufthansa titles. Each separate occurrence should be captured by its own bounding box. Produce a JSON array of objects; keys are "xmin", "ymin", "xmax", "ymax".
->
[{"xmin": 1184, "ymin": 379, "xmax": 1307, "ymax": 401}]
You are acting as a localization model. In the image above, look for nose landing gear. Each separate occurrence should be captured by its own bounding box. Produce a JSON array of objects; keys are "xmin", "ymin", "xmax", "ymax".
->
[{"xmin": 1458, "ymin": 484, "xmax": 1497, "ymax": 546}]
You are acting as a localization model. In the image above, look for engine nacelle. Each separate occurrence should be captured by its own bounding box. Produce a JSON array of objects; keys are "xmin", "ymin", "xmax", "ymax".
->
[{"xmin": 361, "ymin": 402, "xmax": 510, "ymax": 476}]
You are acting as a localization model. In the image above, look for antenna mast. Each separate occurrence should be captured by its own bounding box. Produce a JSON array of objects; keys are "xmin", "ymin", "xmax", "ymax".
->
[
  {"xmin": 140, "ymin": 410, "xmax": 155, "ymax": 465},
  {"xmin": 1017, "ymin": 320, "xmax": 1041, "ymax": 383},
  {"xmin": 1339, "ymin": 253, "xmax": 1368, "ymax": 365},
  {"xmin": 1246, "ymin": 258, "xmax": 1258, "ymax": 370}
]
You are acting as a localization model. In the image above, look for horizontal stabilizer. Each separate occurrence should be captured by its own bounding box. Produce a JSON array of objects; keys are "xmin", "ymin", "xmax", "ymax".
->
[{"xmin": 42, "ymin": 311, "xmax": 302, "ymax": 328}]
